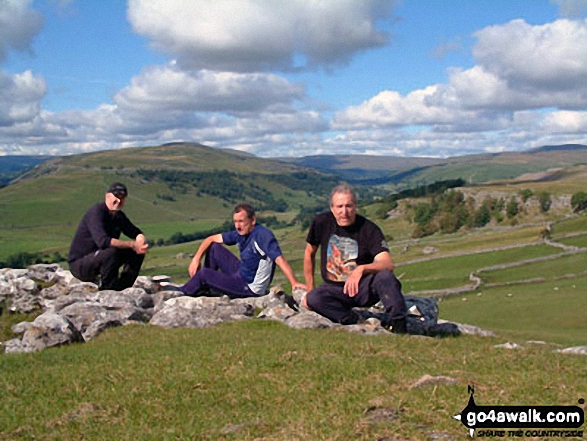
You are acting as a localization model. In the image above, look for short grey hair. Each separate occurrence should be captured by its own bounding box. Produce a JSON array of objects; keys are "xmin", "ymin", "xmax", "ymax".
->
[{"xmin": 329, "ymin": 183, "xmax": 357, "ymax": 206}]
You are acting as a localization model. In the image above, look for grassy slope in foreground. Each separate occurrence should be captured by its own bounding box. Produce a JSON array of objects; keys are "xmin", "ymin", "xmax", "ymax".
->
[{"xmin": 0, "ymin": 321, "xmax": 585, "ymax": 440}]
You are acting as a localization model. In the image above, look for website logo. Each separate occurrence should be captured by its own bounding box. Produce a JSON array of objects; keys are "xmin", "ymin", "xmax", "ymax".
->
[{"xmin": 453, "ymin": 386, "xmax": 585, "ymax": 438}]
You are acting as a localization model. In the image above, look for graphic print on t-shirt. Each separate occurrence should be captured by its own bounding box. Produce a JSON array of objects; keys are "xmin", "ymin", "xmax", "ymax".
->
[{"xmin": 326, "ymin": 234, "xmax": 358, "ymax": 281}]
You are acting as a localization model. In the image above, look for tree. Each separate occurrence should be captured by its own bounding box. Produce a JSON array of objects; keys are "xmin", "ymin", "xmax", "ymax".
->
[
  {"xmin": 473, "ymin": 203, "xmax": 491, "ymax": 228},
  {"xmin": 413, "ymin": 202, "xmax": 436, "ymax": 227},
  {"xmin": 519, "ymin": 188, "xmax": 533, "ymax": 202},
  {"xmin": 538, "ymin": 192, "xmax": 552, "ymax": 213},
  {"xmin": 571, "ymin": 191, "xmax": 587, "ymax": 213},
  {"xmin": 506, "ymin": 197, "xmax": 519, "ymax": 219}
]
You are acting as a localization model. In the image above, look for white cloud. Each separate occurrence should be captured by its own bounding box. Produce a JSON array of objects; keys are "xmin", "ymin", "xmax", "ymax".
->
[
  {"xmin": 0, "ymin": 70, "xmax": 46, "ymax": 126},
  {"xmin": 0, "ymin": 66, "xmax": 328, "ymax": 156},
  {"xmin": 332, "ymin": 86, "xmax": 461, "ymax": 129},
  {"xmin": 127, "ymin": 0, "xmax": 396, "ymax": 72},
  {"xmin": 333, "ymin": 18, "xmax": 587, "ymax": 139},
  {"xmin": 540, "ymin": 110, "xmax": 587, "ymax": 132},
  {"xmin": 473, "ymin": 19, "xmax": 587, "ymax": 94},
  {"xmin": 0, "ymin": 0, "xmax": 44, "ymax": 61},
  {"xmin": 114, "ymin": 65, "xmax": 305, "ymax": 115}
]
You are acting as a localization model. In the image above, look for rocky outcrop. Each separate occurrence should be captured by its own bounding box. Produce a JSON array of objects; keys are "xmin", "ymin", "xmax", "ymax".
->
[{"xmin": 0, "ymin": 264, "xmax": 507, "ymax": 355}]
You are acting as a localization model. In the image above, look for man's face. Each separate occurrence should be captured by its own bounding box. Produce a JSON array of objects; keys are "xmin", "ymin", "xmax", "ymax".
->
[
  {"xmin": 330, "ymin": 191, "xmax": 357, "ymax": 227},
  {"xmin": 233, "ymin": 209, "xmax": 256, "ymax": 235},
  {"xmin": 105, "ymin": 192, "xmax": 126, "ymax": 212}
]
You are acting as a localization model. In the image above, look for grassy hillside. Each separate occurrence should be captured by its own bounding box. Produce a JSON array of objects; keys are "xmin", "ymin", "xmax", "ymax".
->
[{"xmin": 0, "ymin": 143, "xmax": 340, "ymax": 262}]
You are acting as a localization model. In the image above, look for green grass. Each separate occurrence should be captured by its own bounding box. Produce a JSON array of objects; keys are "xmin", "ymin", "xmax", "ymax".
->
[
  {"xmin": 480, "ymin": 252, "xmax": 587, "ymax": 285},
  {"xmin": 439, "ymin": 277, "xmax": 587, "ymax": 347},
  {"xmin": 551, "ymin": 213, "xmax": 587, "ymax": 237},
  {"xmin": 396, "ymin": 244, "xmax": 564, "ymax": 292},
  {"xmin": 559, "ymin": 235, "xmax": 587, "ymax": 248},
  {"xmin": 1, "ymin": 321, "xmax": 585, "ymax": 440},
  {"xmin": 380, "ymin": 221, "xmax": 549, "ymax": 264},
  {"xmin": 0, "ymin": 312, "xmax": 40, "ymax": 343},
  {"xmin": 414, "ymin": 162, "xmax": 541, "ymax": 185}
]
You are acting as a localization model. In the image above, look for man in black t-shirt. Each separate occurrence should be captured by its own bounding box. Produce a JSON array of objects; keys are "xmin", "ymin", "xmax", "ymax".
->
[
  {"xmin": 303, "ymin": 184, "xmax": 407, "ymax": 333},
  {"xmin": 68, "ymin": 183, "xmax": 149, "ymax": 291}
]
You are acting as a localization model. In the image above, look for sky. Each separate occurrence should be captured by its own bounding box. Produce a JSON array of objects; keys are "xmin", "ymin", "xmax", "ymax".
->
[{"xmin": 1, "ymin": 0, "xmax": 587, "ymax": 158}]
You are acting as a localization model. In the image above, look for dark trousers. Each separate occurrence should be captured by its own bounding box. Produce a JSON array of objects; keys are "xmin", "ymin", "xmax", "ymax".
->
[
  {"xmin": 306, "ymin": 270, "xmax": 407, "ymax": 324},
  {"xmin": 69, "ymin": 248, "xmax": 144, "ymax": 291},
  {"xmin": 180, "ymin": 243, "xmax": 256, "ymax": 299}
]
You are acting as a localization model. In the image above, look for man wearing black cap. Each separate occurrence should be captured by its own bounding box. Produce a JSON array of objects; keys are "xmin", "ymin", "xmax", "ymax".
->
[{"xmin": 68, "ymin": 183, "xmax": 149, "ymax": 290}]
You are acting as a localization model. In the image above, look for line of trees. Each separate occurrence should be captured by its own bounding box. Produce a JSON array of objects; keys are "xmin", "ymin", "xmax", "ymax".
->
[
  {"xmin": 0, "ymin": 251, "xmax": 65, "ymax": 269},
  {"xmin": 375, "ymin": 179, "xmax": 467, "ymax": 219},
  {"xmin": 136, "ymin": 169, "xmax": 290, "ymax": 212},
  {"xmin": 409, "ymin": 189, "xmax": 554, "ymax": 238}
]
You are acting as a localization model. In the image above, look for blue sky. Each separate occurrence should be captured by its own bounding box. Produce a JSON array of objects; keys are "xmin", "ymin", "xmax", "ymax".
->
[{"xmin": 1, "ymin": 0, "xmax": 587, "ymax": 157}]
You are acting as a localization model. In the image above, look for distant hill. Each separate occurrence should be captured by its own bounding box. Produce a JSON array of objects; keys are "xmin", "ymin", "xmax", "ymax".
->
[
  {"xmin": 280, "ymin": 144, "xmax": 587, "ymax": 187},
  {"xmin": 0, "ymin": 155, "xmax": 50, "ymax": 186},
  {"xmin": 0, "ymin": 143, "xmax": 348, "ymax": 261},
  {"xmin": 529, "ymin": 143, "xmax": 587, "ymax": 153},
  {"xmin": 0, "ymin": 143, "xmax": 351, "ymax": 238},
  {"xmin": 278, "ymin": 154, "xmax": 444, "ymax": 181}
]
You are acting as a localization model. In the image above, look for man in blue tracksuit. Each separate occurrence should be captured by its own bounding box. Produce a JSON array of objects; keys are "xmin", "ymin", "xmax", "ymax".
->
[{"xmin": 181, "ymin": 203, "xmax": 304, "ymax": 298}]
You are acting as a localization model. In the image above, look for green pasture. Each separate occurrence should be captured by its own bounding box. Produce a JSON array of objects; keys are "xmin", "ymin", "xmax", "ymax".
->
[
  {"xmin": 439, "ymin": 277, "xmax": 587, "ymax": 347},
  {"xmin": 480, "ymin": 252, "xmax": 587, "ymax": 285},
  {"xmin": 550, "ymin": 215, "xmax": 587, "ymax": 237},
  {"xmin": 1, "ymin": 321, "xmax": 585, "ymax": 440},
  {"xmin": 0, "ymin": 225, "xmax": 73, "ymax": 261},
  {"xmin": 142, "ymin": 219, "xmax": 225, "ymax": 241},
  {"xmin": 2, "ymin": 146, "xmax": 587, "ymax": 440},
  {"xmin": 389, "ymin": 224, "xmax": 547, "ymax": 263},
  {"xmin": 396, "ymin": 244, "xmax": 564, "ymax": 293},
  {"xmin": 559, "ymin": 234, "xmax": 587, "ymax": 248},
  {"xmin": 2, "ymin": 147, "xmax": 587, "ymax": 350}
]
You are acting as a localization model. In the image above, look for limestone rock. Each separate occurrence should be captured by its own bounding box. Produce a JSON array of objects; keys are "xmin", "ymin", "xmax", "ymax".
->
[
  {"xmin": 410, "ymin": 374, "xmax": 458, "ymax": 389},
  {"xmin": 0, "ymin": 264, "xmax": 495, "ymax": 354},
  {"xmin": 284, "ymin": 310, "xmax": 335, "ymax": 329},
  {"xmin": 149, "ymin": 296, "xmax": 254, "ymax": 329},
  {"xmin": 60, "ymin": 300, "xmax": 151, "ymax": 341},
  {"xmin": 20, "ymin": 312, "xmax": 83, "ymax": 352},
  {"xmin": 555, "ymin": 346, "xmax": 587, "ymax": 356}
]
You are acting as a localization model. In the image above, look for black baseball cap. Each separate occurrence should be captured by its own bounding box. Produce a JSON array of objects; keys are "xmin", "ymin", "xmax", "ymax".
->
[{"xmin": 108, "ymin": 183, "xmax": 128, "ymax": 198}]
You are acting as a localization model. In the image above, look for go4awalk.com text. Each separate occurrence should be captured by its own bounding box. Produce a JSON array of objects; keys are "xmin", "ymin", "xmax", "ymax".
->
[{"xmin": 453, "ymin": 386, "xmax": 585, "ymax": 438}]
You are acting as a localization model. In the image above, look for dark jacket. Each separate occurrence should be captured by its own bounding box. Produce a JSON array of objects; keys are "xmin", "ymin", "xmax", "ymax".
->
[{"xmin": 68, "ymin": 202, "xmax": 142, "ymax": 262}]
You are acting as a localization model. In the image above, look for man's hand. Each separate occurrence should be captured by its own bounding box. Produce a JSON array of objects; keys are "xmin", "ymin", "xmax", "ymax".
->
[
  {"xmin": 343, "ymin": 265, "xmax": 364, "ymax": 297},
  {"xmin": 292, "ymin": 281, "xmax": 307, "ymax": 291},
  {"xmin": 133, "ymin": 234, "xmax": 149, "ymax": 255}
]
